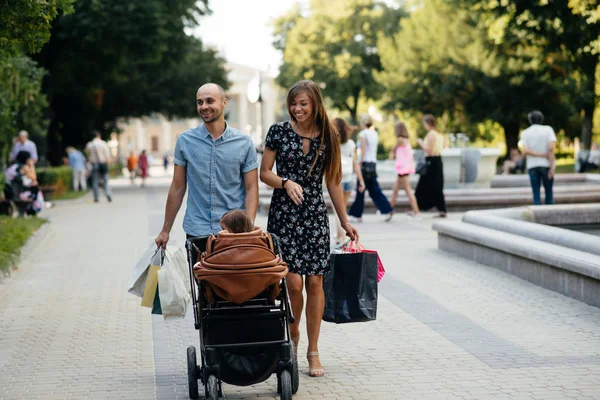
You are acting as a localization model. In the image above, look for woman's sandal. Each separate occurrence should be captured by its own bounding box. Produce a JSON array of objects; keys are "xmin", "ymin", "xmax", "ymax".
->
[{"xmin": 307, "ymin": 352, "xmax": 325, "ymax": 377}]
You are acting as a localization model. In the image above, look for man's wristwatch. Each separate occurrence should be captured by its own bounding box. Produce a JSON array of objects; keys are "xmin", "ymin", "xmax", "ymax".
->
[{"xmin": 282, "ymin": 177, "xmax": 289, "ymax": 188}]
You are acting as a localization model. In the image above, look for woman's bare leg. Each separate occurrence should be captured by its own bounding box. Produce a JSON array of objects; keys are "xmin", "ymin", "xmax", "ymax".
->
[
  {"xmin": 402, "ymin": 176, "xmax": 420, "ymax": 215},
  {"xmin": 390, "ymin": 176, "xmax": 401, "ymax": 208},
  {"xmin": 286, "ymin": 272, "xmax": 304, "ymax": 353},
  {"xmin": 305, "ymin": 275, "xmax": 325, "ymax": 374},
  {"xmin": 336, "ymin": 191, "xmax": 352, "ymax": 242}
]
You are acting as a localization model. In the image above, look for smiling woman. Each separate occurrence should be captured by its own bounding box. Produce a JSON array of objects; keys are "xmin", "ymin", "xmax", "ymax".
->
[{"xmin": 259, "ymin": 79, "xmax": 358, "ymax": 378}]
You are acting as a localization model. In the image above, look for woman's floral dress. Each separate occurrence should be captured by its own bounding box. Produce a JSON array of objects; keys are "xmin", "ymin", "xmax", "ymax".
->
[{"xmin": 264, "ymin": 121, "xmax": 330, "ymax": 275}]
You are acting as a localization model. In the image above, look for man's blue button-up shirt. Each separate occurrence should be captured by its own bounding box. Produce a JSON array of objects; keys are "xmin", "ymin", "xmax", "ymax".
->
[{"xmin": 173, "ymin": 123, "xmax": 258, "ymax": 236}]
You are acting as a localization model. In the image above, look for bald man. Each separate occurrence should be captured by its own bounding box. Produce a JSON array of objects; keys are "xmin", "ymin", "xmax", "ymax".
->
[{"xmin": 155, "ymin": 83, "xmax": 259, "ymax": 248}]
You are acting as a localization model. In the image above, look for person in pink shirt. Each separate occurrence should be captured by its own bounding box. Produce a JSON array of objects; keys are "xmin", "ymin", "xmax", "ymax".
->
[{"xmin": 389, "ymin": 122, "xmax": 420, "ymax": 218}]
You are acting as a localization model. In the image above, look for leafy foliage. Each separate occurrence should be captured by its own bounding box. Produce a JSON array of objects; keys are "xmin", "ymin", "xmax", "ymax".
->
[
  {"xmin": 0, "ymin": 0, "xmax": 75, "ymax": 59},
  {"xmin": 32, "ymin": 0, "xmax": 229, "ymax": 164},
  {"xmin": 0, "ymin": 56, "xmax": 48, "ymax": 163},
  {"xmin": 376, "ymin": 0, "xmax": 577, "ymax": 150},
  {"xmin": 273, "ymin": 0, "xmax": 406, "ymax": 122},
  {"xmin": 452, "ymin": 0, "xmax": 600, "ymax": 146}
]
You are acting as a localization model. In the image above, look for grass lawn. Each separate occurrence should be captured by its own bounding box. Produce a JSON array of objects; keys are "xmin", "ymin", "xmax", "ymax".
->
[
  {"xmin": 555, "ymin": 163, "xmax": 575, "ymax": 174},
  {"xmin": 52, "ymin": 189, "xmax": 89, "ymax": 201},
  {"xmin": 0, "ymin": 217, "xmax": 47, "ymax": 273}
]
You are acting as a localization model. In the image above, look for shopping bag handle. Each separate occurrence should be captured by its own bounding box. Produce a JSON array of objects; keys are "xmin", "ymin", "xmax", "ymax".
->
[
  {"xmin": 153, "ymin": 246, "xmax": 168, "ymax": 266},
  {"xmin": 343, "ymin": 239, "xmax": 365, "ymax": 253}
]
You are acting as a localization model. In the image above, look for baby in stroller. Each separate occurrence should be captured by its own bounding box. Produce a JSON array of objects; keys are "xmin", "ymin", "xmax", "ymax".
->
[
  {"xmin": 192, "ymin": 210, "xmax": 288, "ymax": 305},
  {"xmin": 186, "ymin": 210, "xmax": 299, "ymax": 399},
  {"xmin": 219, "ymin": 209, "xmax": 254, "ymax": 234}
]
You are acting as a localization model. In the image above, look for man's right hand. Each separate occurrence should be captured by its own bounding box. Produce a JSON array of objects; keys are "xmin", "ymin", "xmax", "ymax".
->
[
  {"xmin": 155, "ymin": 230, "xmax": 170, "ymax": 250},
  {"xmin": 548, "ymin": 168, "xmax": 555, "ymax": 180}
]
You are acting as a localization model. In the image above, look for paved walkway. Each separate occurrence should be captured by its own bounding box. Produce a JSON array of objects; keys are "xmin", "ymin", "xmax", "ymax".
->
[{"xmin": 1, "ymin": 179, "xmax": 600, "ymax": 399}]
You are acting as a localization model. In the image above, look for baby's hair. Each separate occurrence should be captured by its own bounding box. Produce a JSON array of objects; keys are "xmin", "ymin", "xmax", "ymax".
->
[{"xmin": 220, "ymin": 210, "xmax": 254, "ymax": 233}]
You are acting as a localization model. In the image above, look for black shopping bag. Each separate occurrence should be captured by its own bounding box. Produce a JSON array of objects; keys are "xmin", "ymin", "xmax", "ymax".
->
[{"xmin": 322, "ymin": 252, "xmax": 378, "ymax": 323}]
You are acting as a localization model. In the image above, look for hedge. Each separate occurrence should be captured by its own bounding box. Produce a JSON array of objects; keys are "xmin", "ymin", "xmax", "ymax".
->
[{"xmin": 36, "ymin": 166, "xmax": 73, "ymax": 197}]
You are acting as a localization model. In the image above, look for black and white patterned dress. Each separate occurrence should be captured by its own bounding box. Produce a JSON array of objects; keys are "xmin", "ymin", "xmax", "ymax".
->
[{"xmin": 264, "ymin": 121, "xmax": 330, "ymax": 276}]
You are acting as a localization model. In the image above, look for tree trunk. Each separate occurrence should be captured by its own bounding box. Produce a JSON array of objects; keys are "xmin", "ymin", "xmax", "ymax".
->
[
  {"xmin": 46, "ymin": 117, "xmax": 63, "ymax": 166},
  {"xmin": 580, "ymin": 58, "xmax": 597, "ymax": 150},
  {"xmin": 503, "ymin": 121, "xmax": 520, "ymax": 158},
  {"xmin": 580, "ymin": 104, "xmax": 594, "ymax": 150}
]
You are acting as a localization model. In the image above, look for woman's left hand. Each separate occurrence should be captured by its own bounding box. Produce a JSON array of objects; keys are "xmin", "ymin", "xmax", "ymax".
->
[{"xmin": 341, "ymin": 221, "xmax": 359, "ymax": 241}]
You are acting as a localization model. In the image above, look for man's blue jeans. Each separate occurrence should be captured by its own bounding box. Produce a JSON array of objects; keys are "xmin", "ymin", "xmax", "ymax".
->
[
  {"xmin": 528, "ymin": 167, "xmax": 554, "ymax": 205},
  {"xmin": 92, "ymin": 163, "xmax": 112, "ymax": 201}
]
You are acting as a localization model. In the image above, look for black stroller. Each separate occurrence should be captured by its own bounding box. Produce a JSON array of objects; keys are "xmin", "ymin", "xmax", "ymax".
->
[{"xmin": 185, "ymin": 235, "xmax": 299, "ymax": 400}]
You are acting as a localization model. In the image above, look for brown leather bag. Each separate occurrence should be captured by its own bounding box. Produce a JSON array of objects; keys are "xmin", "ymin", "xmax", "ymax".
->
[{"xmin": 192, "ymin": 228, "xmax": 288, "ymax": 304}]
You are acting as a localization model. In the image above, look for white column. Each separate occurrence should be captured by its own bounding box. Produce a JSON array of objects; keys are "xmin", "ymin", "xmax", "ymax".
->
[
  {"xmin": 136, "ymin": 119, "xmax": 144, "ymax": 152},
  {"xmin": 161, "ymin": 116, "xmax": 172, "ymax": 155},
  {"xmin": 240, "ymin": 96, "xmax": 249, "ymax": 135}
]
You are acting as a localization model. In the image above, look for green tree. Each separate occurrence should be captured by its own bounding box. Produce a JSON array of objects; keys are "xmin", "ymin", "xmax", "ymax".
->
[
  {"xmin": 0, "ymin": 56, "xmax": 48, "ymax": 165},
  {"xmin": 0, "ymin": 0, "xmax": 75, "ymax": 59},
  {"xmin": 273, "ymin": 0, "xmax": 406, "ymax": 123},
  {"xmin": 0, "ymin": 0, "xmax": 75, "ymax": 163},
  {"xmin": 33, "ymin": 0, "xmax": 229, "ymax": 164},
  {"xmin": 376, "ymin": 0, "xmax": 575, "ymax": 151},
  {"xmin": 453, "ymin": 0, "xmax": 600, "ymax": 148}
]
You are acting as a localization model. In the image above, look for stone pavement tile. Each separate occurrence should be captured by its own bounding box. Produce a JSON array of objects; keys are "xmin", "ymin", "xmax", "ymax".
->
[
  {"xmin": 0, "ymin": 189, "xmax": 157, "ymax": 400},
  {"xmin": 5, "ymin": 183, "xmax": 600, "ymax": 400}
]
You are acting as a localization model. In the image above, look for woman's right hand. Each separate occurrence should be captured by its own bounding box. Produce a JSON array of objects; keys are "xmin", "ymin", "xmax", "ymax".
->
[
  {"xmin": 358, "ymin": 181, "xmax": 366, "ymax": 193},
  {"xmin": 285, "ymin": 180, "xmax": 304, "ymax": 205}
]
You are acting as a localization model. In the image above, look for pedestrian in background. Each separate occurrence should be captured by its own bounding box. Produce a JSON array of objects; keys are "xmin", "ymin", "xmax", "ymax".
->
[
  {"xmin": 348, "ymin": 115, "xmax": 394, "ymax": 222},
  {"xmin": 520, "ymin": 110, "xmax": 556, "ymax": 205},
  {"xmin": 127, "ymin": 151, "xmax": 138, "ymax": 184},
  {"xmin": 10, "ymin": 130, "xmax": 38, "ymax": 164},
  {"xmin": 389, "ymin": 122, "xmax": 420, "ymax": 218},
  {"xmin": 66, "ymin": 147, "xmax": 87, "ymax": 191},
  {"xmin": 85, "ymin": 131, "xmax": 112, "ymax": 203},
  {"xmin": 415, "ymin": 114, "xmax": 447, "ymax": 217},
  {"xmin": 333, "ymin": 117, "xmax": 365, "ymax": 247},
  {"xmin": 138, "ymin": 150, "xmax": 149, "ymax": 187}
]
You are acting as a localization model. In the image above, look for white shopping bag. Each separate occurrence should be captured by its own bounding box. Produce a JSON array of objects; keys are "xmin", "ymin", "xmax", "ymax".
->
[
  {"xmin": 128, "ymin": 245, "xmax": 161, "ymax": 298},
  {"xmin": 157, "ymin": 254, "xmax": 191, "ymax": 319},
  {"xmin": 170, "ymin": 246, "xmax": 191, "ymax": 296}
]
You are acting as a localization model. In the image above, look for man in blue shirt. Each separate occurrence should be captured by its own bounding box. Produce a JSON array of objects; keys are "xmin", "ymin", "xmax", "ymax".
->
[
  {"xmin": 154, "ymin": 83, "xmax": 259, "ymax": 248},
  {"xmin": 66, "ymin": 146, "xmax": 88, "ymax": 191},
  {"xmin": 10, "ymin": 131, "xmax": 38, "ymax": 164}
]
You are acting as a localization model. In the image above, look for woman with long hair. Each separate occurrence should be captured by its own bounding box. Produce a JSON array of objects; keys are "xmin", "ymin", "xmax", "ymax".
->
[
  {"xmin": 260, "ymin": 80, "xmax": 359, "ymax": 377},
  {"xmin": 415, "ymin": 114, "xmax": 447, "ymax": 217},
  {"xmin": 389, "ymin": 122, "xmax": 420, "ymax": 217},
  {"xmin": 333, "ymin": 118, "xmax": 365, "ymax": 246}
]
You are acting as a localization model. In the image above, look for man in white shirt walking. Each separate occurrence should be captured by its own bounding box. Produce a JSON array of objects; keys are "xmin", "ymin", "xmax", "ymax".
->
[
  {"xmin": 85, "ymin": 131, "xmax": 112, "ymax": 203},
  {"xmin": 520, "ymin": 110, "xmax": 556, "ymax": 205}
]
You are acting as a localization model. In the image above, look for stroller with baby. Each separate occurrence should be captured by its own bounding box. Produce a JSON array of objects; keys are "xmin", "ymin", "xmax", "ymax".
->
[{"xmin": 185, "ymin": 229, "xmax": 299, "ymax": 400}]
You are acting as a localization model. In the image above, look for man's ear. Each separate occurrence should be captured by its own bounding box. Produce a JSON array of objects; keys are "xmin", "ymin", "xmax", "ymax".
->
[{"xmin": 222, "ymin": 97, "xmax": 228, "ymax": 107}]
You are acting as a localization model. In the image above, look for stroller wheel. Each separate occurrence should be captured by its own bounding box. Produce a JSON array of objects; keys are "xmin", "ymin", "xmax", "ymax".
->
[
  {"xmin": 205, "ymin": 375, "xmax": 219, "ymax": 400},
  {"xmin": 187, "ymin": 346, "xmax": 199, "ymax": 399},
  {"xmin": 279, "ymin": 370, "xmax": 292, "ymax": 400}
]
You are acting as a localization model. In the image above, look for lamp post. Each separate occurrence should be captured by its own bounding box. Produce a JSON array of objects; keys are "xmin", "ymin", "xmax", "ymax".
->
[{"xmin": 247, "ymin": 72, "xmax": 264, "ymax": 144}]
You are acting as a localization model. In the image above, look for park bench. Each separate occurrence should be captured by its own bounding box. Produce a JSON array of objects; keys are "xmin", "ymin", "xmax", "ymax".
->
[
  {"xmin": 39, "ymin": 185, "xmax": 57, "ymax": 201},
  {"xmin": 0, "ymin": 198, "xmax": 34, "ymax": 217}
]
